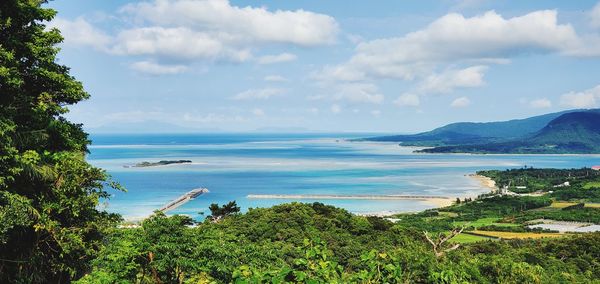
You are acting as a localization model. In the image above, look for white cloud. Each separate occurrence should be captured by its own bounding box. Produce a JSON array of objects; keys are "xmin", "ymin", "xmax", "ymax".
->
[
  {"xmin": 560, "ymin": 85, "xmax": 600, "ymax": 108},
  {"xmin": 529, "ymin": 98, "xmax": 552, "ymax": 108},
  {"xmin": 53, "ymin": 0, "xmax": 338, "ymax": 73},
  {"xmin": 371, "ymin": 110, "xmax": 381, "ymax": 117},
  {"xmin": 313, "ymin": 9, "xmax": 600, "ymax": 109},
  {"xmin": 49, "ymin": 17, "xmax": 112, "ymax": 50},
  {"xmin": 130, "ymin": 61, "xmax": 188, "ymax": 75},
  {"xmin": 315, "ymin": 64, "xmax": 367, "ymax": 82},
  {"xmin": 333, "ymin": 83, "xmax": 384, "ymax": 104},
  {"xmin": 320, "ymin": 10, "xmax": 582, "ymax": 82},
  {"xmin": 264, "ymin": 75, "xmax": 288, "ymax": 82},
  {"xmin": 120, "ymin": 0, "xmax": 338, "ymax": 46},
  {"xmin": 232, "ymin": 88, "xmax": 285, "ymax": 100},
  {"xmin": 591, "ymin": 2, "xmax": 600, "ymax": 29},
  {"xmin": 257, "ymin": 53, "xmax": 297, "ymax": 64},
  {"xmin": 252, "ymin": 108, "xmax": 265, "ymax": 116},
  {"xmin": 450, "ymin": 96, "xmax": 471, "ymax": 108},
  {"xmin": 394, "ymin": 93, "xmax": 420, "ymax": 107},
  {"xmin": 112, "ymin": 27, "xmax": 252, "ymax": 62},
  {"xmin": 419, "ymin": 66, "xmax": 487, "ymax": 93},
  {"xmin": 331, "ymin": 104, "xmax": 341, "ymax": 114}
]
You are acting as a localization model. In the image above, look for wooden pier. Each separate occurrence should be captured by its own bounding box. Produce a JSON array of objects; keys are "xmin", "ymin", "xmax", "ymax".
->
[{"xmin": 160, "ymin": 188, "xmax": 209, "ymax": 212}]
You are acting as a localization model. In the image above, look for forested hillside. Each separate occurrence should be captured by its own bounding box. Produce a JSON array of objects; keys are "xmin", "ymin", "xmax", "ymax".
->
[
  {"xmin": 363, "ymin": 110, "xmax": 584, "ymax": 146},
  {"xmin": 76, "ymin": 202, "xmax": 600, "ymax": 283},
  {"xmin": 421, "ymin": 111, "xmax": 600, "ymax": 154}
]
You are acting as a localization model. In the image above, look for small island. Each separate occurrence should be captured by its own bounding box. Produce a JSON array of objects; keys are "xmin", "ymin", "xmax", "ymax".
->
[{"xmin": 125, "ymin": 160, "xmax": 192, "ymax": 168}]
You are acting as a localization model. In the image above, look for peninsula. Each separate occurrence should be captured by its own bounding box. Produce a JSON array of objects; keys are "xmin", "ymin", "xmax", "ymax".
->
[{"xmin": 125, "ymin": 160, "xmax": 192, "ymax": 168}]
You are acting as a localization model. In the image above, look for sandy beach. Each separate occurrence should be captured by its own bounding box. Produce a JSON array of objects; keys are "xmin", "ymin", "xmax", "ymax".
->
[
  {"xmin": 353, "ymin": 174, "xmax": 497, "ymax": 217},
  {"xmin": 469, "ymin": 174, "xmax": 498, "ymax": 191}
]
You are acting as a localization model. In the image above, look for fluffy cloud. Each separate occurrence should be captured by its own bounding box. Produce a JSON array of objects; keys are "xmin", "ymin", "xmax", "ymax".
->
[
  {"xmin": 257, "ymin": 53, "xmax": 297, "ymax": 64},
  {"xmin": 394, "ymin": 93, "xmax": 420, "ymax": 107},
  {"xmin": 529, "ymin": 98, "xmax": 552, "ymax": 108},
  {"xmin": 560, "ymin": 85, "xmax": 600, "ymax": 108},
  {"xmin": 112, "ymin": 27, "xmax": 251, "ymax": 62},
  {"xmin": 120, "ymin": 0, "xmax": 338, "ymax": 46},
  {"xmin": 419, "ymin": 66, "xmax": 487, "ymax": 94},
  {"xmin": 49, "ymin": 17, "xmax": 112, "ymax": 50},
  {"xmin": 322, "ymin": 10, "xmax": 579, "ymax": 83},
  {"xmin": 130, "ymin": 61, "xmax": 188, "ymax": 75},
  {"xmin": 232, "ymin": 88, "xmax": 285, "ymax": 100},
  {"xmin": 450, "ymin": 97, "xmax": 471, "ymax": 108},
  {"xmin": 333, "ymin": 83, "xmax": 384, "ymax": 104},
  {"xmin": 53, "ymin": 0, "xmax": 338, "ymax": 72},
  {"xmin": 314, "ymin": 8, "xmax": 600, "ymax": 110}
]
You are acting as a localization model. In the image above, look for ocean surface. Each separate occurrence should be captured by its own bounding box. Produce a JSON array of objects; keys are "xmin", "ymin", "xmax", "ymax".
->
[{"xmin": 88, "ymin": 133, "xmax": 600, "ymax": 220}]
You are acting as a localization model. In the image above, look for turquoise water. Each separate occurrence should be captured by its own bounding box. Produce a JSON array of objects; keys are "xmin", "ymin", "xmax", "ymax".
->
[{"xmin": 88, "ymin": 133, "xmax": 600, "ymax": 220}]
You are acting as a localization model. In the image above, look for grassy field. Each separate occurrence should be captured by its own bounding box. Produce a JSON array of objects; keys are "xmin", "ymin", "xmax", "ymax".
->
[
  {"xmin": 451, "ymin": 233, "xmax": 496, "ymax": 244},
  {"xmin": 438, "ymin": 211, "xmax": 458, "ymax": 217},
  {"xmin": 471, "ymin": 230, "xmax": 564, "ymax": 239},
  {"xmin": 583, "ymin": 181, "xmax": 600, "ymax": 189},
  {"xmin": 453, "ymin": 217, "xmax": 519, "ymax": 228},
  {"xmin": 550, "ymin": 201, "xmax": 600, "ymax": 208}
]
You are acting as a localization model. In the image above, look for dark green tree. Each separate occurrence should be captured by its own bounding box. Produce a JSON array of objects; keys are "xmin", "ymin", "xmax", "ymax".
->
[
  {"xmin": 207, "ymin": 201, "xmax": 240, "ymax": 222},
  {"xmin": 0, "ymin": 0, "xmax": 121, "ymax": 282}
]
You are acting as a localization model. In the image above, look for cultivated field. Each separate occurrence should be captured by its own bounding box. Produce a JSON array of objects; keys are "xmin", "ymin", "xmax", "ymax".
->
[{"xmin": 470, "ymin": 230, "xmax": 564, "ymax": 239}]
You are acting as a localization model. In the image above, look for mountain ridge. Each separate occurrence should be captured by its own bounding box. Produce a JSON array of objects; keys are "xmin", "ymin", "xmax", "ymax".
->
[
  {"xmin": 419, "ymin": 110, "xmax": 600, "ymax": 154},
  {"xmin": 363, "ymin": 109, "xmax": 591, "ymax": 146}
]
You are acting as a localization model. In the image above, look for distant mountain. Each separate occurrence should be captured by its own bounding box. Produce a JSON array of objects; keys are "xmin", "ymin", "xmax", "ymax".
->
[
  {"xmin": 363, "ymin": 109, "xmax": 583, "ymax": 146},
  {"xmin": 420, "ymin": 111, "xmax": 600, "ymax": 154}
]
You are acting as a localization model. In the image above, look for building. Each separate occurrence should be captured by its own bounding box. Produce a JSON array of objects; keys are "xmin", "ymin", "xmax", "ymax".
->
[{"xmin": 553, "ymin": 181, "xmax": 570, "ymax": 188}]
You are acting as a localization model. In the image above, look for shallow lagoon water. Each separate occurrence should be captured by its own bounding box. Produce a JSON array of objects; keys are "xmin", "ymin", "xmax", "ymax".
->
[{"xmin": 88, "ymin": 133, "xmax": 600, "ymax": 220}]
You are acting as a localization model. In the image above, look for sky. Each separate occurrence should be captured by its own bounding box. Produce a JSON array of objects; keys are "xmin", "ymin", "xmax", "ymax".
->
[{"xmin": 47, "ymin": 0, "xmax": 600, "ymax": 133}]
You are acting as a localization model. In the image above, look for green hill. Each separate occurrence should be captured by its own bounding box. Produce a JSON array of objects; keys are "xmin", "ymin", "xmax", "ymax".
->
[
  {"xmin": 421, "ymin": 111, "xmax": 600, "ymax": 154},
  {"xmin": 363, "ymin": 109, "xmax": 588, "ymax": 146}
]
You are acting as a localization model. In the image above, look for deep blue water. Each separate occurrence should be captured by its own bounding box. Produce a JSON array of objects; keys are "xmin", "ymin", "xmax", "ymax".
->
[{"xmin": 88, "ymin": 133, "xmax": 600, "ymax": 220}]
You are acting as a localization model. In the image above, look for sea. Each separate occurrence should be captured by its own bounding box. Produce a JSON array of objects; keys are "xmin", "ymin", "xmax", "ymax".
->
[{"xmin": 88, "ymin": 133, "xmax": 600, "ymax": 220}]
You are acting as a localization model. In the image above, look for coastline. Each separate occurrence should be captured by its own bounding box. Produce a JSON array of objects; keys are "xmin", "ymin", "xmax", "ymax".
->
[
  {"xmin": 469, "ymin": 174, "xmax": 497, "ymax": 191},
  {"xmin": 356, "ymin": 174, "xmax": 497, "ymax": 217}
]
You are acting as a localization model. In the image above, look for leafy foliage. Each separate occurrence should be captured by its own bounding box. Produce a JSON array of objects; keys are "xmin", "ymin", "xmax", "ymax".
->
[
  {"xmin": 207, "ymin": 201, "xmax": 240, "ymax": 222},
  {"xmin": 78, "ymin": 202, "xmax": 600, "ymax": 283},
  {"xmin": 0, "ymin": 1, "xmax": 121, "ymax": 282}
]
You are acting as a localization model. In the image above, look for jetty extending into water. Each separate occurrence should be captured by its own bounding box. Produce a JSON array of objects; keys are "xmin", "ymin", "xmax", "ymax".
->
[
  {"xmin": 160, "ymin": 188, "xmax": 209, "ymax": 212},
  {"xmin": 247, "ymin": 194, "xmax": 452, "ymax": 201}
]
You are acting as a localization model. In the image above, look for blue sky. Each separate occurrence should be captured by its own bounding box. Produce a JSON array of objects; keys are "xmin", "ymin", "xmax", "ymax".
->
[{"xmin": 48, "ymin": 0, "xmax": 600, "ymax": 133}]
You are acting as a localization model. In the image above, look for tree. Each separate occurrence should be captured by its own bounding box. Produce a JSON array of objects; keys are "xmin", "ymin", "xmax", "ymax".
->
[
  {"xmin": 423, "ymin": 227, "xmax": 464, "ymax": 258},
  {"xmin": 207, "ymin": 201, "xmax": 240, "ymax": 222},
  {"xmin": 0, "ymin": 1, "xmax": 121, "ymax": 282}
]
